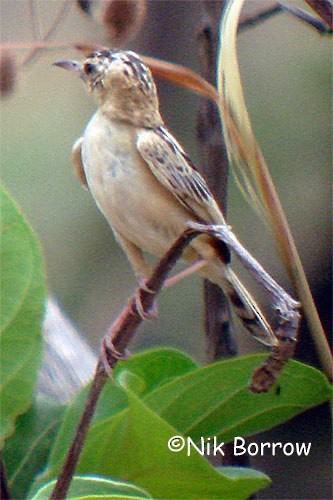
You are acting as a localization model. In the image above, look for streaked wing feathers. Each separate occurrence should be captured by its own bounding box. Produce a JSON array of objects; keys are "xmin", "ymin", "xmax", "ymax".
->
[{"xmin": 137, "ymin": 126, "xmax": 224, "ymax": 223}]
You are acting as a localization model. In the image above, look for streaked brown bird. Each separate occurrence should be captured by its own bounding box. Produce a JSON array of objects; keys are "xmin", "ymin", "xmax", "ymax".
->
[{"xmin": 55, "ymin": 49, "xmax": 277, "ymax": 347}]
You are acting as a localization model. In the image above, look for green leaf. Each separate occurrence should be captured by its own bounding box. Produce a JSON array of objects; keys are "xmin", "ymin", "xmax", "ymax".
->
[
  {"xmin": 31, "ymin": 475, "xmax": 152, "ymax": 499},
  {"xmin": 31, "ymin": 350, "xmax": 329, "ymax": 498},
  {"xmin": 0, "ymin": 186, "xmax": 46, "ymax": 447},
  {"xmin": 30, "ymin": 349, "xmax": 197, "ymax": 495},
  {"xmin": 74, "ymin": 392, "xmax": 269, "ymax": 498},
  {"xmin": 37, "ymin": 381, "xmax": 128, "ymax": 488},
  {"xmin": 33, "ymin": 348, "xmax": 198, "ymax": 492},
  {"xmin": 114, "ymin": 347, "xmax": 198, "ymax": 396},
  {"xmin": 3, "ymin": 400, "xmax": 65, "ymax": 499},
  {"xmin": 221, "ymin": 466, "xmax": 271, "ymax": 480},
  {"xmin": 144, "ymin": 354, "xmax": 331, "ymax": 442},
  {"xmin": 33, "ymin": 385, "xmax": 268, "ymax": 499}
]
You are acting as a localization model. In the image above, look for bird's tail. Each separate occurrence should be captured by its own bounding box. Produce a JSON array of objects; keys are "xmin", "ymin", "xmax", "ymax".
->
[{"xmin": 201, "ymin": 262, "xmax": 277, "ymax": 347}]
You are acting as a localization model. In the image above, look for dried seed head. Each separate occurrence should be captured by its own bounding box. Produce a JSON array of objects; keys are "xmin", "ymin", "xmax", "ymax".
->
[
  {"xmin": 99, "ymin": 0, "xmax": 146, "ymax": 44},
  {"xmin": 0, "ymin": 51, "xmax": 17, "ymax": 97}
]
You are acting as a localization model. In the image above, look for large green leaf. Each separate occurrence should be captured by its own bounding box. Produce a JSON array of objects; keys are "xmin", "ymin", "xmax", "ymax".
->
[
  {"xmin": 31, "ymin": 349, "xmax": 329, "ymax": 498},
  {"xmin": 3, "ymin": 400, "xmax": 65, "ymax": 499},
  {"xmin": 65, "ymin": 393, "xmax": 269, "ymax": 498},
  {"xmin": 37, "ymin": 381, "xmax": 128, "ymax": 490},
  {"xmin": 0, "ymin": 186, "xmax": 46, "ymax": 446},
  {"xmin": 144, "ymin": 354, "xmax": 331, "ymax": 442},
  {"xmin": 82, "ymin": 392, "xmax": 269, "ymax": 498},
  {"xmin": 31, "ymin": 349, "xmax": 197, "ymax": 495},
  {"xmin": 31, "ymin": 475, "xmax": 152, "ymax": 499},
  {"xmin": 31, "ymin": 381, "xmax": 269, "ymax": 498},
  {"xmin": 41, "ymin": 349, "xmax": 197, "ymax": 478},
  {"xmin": 114, "ymin": 347, "xmax": 198, "ymax": 396}
]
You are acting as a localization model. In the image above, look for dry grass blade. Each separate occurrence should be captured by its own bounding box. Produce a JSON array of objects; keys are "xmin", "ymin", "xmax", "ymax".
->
[
  {"xmin": 217, "ymin": 0, "xmax": 332, "ymax": 381},
  {"xmin": 141, "ymin": 55, "xmax": 219, "ymax": 104},
  {"xmin": 74, "ymin": 44, "xmax": 219, "ymax": 102}
]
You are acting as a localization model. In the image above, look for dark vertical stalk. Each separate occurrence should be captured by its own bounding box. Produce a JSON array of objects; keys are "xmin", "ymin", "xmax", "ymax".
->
[
  {"xmin": 195, "ymin": 0, "xmax": 249, "ymax": 468},
  {"xmin": 0, "ymin": 456, "xmax": 11, "ymax": 500},
  {"xmin": 196, "ymin": 0, "xmax": 237, "ymax": 364}
]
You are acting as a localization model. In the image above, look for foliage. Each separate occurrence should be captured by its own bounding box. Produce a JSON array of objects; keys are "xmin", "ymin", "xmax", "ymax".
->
[
  {"xmin": 29, "ymin": 349, "xmax": 329, "ymax": 499},
  {"xmin": 31, "ymin": 475, "xmax": 152, "ymax": 500},
  {"xmin": 0, "ymin": 186, "xmax": 46, "ymax": 447},
  {"xmin": 1, "ymin": 187, "xmax": 331, "ymax": 497},
  {"xmin": 1, "ymin": 0, "xmax": 332, "ymax": 497}
]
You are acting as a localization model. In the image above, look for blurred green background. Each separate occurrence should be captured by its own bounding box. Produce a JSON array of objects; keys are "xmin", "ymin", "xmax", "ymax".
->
[{"xmin": 1, "ymin": 1, "xmax": 331, "ymax": 498}]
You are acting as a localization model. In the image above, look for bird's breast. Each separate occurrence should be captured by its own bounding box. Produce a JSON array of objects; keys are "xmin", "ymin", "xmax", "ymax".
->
[{"xmin": 81, "ymin": 112, "xmax": 192, "ymax": 255}]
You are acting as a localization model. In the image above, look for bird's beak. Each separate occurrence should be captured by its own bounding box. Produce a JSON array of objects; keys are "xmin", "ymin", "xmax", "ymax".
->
[{"xmin": 53, "ymin": 60, "xmax": 83, "ymax": 77}]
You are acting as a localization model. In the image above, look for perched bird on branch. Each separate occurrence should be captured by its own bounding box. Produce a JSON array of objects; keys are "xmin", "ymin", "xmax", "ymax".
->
[{"xmin": 55, "ymin": 49, "xmax": 277, "ymax": 347}]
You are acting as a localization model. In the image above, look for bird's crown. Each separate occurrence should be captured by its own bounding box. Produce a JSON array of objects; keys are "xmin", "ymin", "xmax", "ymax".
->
[
  {"xmin": 54, "ymin": 49, "xmax": 162, "ymax": 127},
  {"xmin": 82, "ymin": 49, "xmax": 154, "ymax": 95}
]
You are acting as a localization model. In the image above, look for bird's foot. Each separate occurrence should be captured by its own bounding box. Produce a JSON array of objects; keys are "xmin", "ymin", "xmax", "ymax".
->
[
  {"xmin": 101, "ymin": 337, "xmax": 131, "ymax": 375},
  {"xmin": 134, "ymin": 280, "xmax": 158, "ymax": 320}
]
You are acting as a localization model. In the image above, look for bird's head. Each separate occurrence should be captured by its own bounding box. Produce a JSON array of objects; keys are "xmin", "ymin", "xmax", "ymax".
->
[{"xmin": 54, "ymin": 49, "xmax": 162, "ymax": 127}]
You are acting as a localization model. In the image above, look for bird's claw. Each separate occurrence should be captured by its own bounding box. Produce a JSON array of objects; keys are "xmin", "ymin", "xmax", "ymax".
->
[
  {"xmin": 134, "ymin": 281, "xmax": 158, "ymax": 320},
  {"xmin": 101, "ymin": 337, "xmax": 130, "ymax": 375}
]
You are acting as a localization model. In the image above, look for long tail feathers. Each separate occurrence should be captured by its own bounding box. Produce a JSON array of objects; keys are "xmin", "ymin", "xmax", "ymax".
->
[
  {"xmin": 223, "ymin": 269, "xmax": 277, "ymax": 346},
  {"xmin": 201, "ymin": 262, "xmax": 277, "ymax": 347}
]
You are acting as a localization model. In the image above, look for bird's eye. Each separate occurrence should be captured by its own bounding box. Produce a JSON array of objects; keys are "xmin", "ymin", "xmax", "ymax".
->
[{"xmin": 84, "ymin": 63, "xmax": 95, "ymax": 75}]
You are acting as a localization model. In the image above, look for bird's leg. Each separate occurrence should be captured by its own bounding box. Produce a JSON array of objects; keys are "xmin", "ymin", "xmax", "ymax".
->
[
  {"xmin": 114, "ymin": 231, "xmax": 152, "ymax": 279},
  {"xmin": 114, "ymin": 232, "xmax": 158, "ymax": 320},
  {"xmin": 164, "ymin": 259, "xmax": 209, "ymax": 288}
]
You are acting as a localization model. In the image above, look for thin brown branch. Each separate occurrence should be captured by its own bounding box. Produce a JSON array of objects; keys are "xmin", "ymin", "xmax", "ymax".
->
[
  {"xmin": 50, "ymin": 362, "xmax": 107, "ymax": 500},
  {"xmin": 50, "ymin": 227, "xmax": 200, "ymax": 499},
  {"xmin": 279, "ymin": 1, "xmax": 332, "ymax": 33},
  {"xmin": 23, "ymin": 0, "xmax": 72, "ymax": 67},
  {"xmin": 238, "ymin": 3, "xmax": 282, "ymax": 31},
  {"xmin": 102, "ymin": 228, "xmax": 201, "ymax": 367},
  {"xmin": 250, "ymin": 333, "xmax": 296, "ymax": 393},
  {"xmin": 305, "ymin": 0, "xmax": 333, "ymax": 29},
  {"xmin": 50, "ymin": 216, "xmax": 303, "ymax": 497},
  {"xmin": 237, "ymin": 1, "xmax": 332, "ymax": 34}
]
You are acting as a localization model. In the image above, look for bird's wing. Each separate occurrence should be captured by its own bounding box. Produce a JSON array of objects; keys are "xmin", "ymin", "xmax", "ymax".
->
[
  {"xmin": 136, "ymin": 126, "xmax": 226, "ymax": 224},
  {"xmin": 72, "ymin": 137, "xmax": 89, "ymax": 189}
]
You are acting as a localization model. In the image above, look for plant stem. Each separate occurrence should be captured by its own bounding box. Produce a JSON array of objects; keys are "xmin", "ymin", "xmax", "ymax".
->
[
  {"xmin": 50, "ymin": 362, "xmax": 107, "ymax": 500},
  {"xmin": 196, "ymin": 2, "xmax": 250, "ymax": 469},
  {"xmin": 50, "ymin": 227, "xmax": 203, "ymax": 499},
  {"xmin": 196, "ymin": 0, "xmax": 238, "ymax": 362},
  {"xmin": 216, "ymin": 0, "xmax": 332, "ymax": 382},
  {"xmin": 0, "ymin": 456, "xmax": 11, "ymax": 500}
]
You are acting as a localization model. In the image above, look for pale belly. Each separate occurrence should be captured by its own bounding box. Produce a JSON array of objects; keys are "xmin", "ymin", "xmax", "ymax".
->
[{"xmin": 81, "ymin": 112, "xmax": 196, "ymax": 256}]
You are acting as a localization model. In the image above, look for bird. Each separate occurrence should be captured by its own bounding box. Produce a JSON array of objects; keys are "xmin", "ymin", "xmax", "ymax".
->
[{"xmin": 54, "ymin": 49, "xmax": 277, "ymax": 348}]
